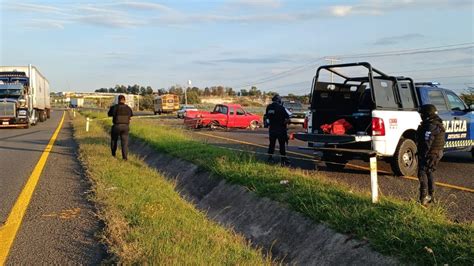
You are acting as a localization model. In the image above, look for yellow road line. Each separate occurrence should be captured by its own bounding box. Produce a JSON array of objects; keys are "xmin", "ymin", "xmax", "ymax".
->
[
  {"xmin": 401, "ymin": 175, "xmax": 474, "ymax": 193},
  {"xmin": 196, "ymin": 131, "xmax": 314, "ymax": 158},
  {"xmin": 196, "ymin": 131, "xmax": 386, "ymax": 173},
  {"xmin": 195, "ymin": 131, "xmax": 474, "ymax": 193},
  {"xmin": 0, "ymin": 112, "xmax": 66, "ymax": 265}
]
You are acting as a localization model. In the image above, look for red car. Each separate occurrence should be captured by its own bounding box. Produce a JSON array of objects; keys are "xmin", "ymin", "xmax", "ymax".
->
[{"xmin": 184, "ymin": 104, "xmax": 261, "ymax": 130}]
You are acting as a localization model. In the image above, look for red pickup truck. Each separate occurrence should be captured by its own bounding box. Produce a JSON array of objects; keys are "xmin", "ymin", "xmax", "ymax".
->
[{"xmin": 184, "ymin": 104, "xmax": 262, "ymax": 130}]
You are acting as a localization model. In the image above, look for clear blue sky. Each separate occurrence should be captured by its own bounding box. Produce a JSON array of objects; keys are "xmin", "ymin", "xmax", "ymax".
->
[{"xmin": 1, "ymin": 0, "xmax": 473, "ymax": 94}]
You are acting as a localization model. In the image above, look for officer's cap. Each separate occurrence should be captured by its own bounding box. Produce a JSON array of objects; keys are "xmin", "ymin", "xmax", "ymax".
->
[
  {"xmin": 272, "ymin": 94, "xmax": 282, "ymax": 103},
  {"xmin": 419, "ymin": 104, "xmax": 438, "ymax": 116}
]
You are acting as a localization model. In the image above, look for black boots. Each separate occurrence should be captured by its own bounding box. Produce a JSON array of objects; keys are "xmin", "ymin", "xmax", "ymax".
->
[
  {"xmin": 267, "ymin": 155, "xmax": 275, "ymax": 163},
  {"xmin": 420, "ymin": 189, "xmax": 434, "ymax": 206},
  {"xmin": 267, "ymin": 156, "xmax": 291, "ymax": 167},
  {"xmin": 280, "ymin": 157, "xmax": 291, "ymax": 167}
]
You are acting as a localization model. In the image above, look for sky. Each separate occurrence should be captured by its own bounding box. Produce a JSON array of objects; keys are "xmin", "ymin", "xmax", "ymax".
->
[{"xmin": 0, "ymin": 0, "xmax": 473, "ymax": 94}]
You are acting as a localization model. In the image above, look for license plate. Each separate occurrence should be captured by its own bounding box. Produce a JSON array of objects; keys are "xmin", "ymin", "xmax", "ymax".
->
[{"xmin": 2, "ymin": 121, "xmax": 9, "ymax": 125}]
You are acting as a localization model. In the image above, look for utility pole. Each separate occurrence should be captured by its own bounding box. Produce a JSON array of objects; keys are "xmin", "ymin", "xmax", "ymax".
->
[
  {"xmin": 186, "ymin": 80, "xmax": 191, "ymax": 106},
  {"xmin": 325, "ymin": 58, "xmax": 341, "ymax": 83}
]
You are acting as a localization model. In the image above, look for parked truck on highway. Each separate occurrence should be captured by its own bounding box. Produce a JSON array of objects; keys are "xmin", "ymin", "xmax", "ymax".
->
[
  {"xmin": 0, "ymin": 65, "xmax": 50, "ymax": 128},
  {"xmin": 70, "ymin": 98, "xmax": 84, "ymax": 108},
  {"xmin": 184, "ymin": 103, "xmax": 262, "ymax": 130},
  {"xmin": 295, "ymin": 62, "xmax": 473, "ymax": 176}
]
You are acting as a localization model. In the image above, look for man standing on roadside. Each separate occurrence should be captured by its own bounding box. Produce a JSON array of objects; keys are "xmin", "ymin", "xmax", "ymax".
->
[
  {"xmin": 417, "ymin": 104, "xmax": 445, "ymax": 206},
  {"xmin": 265, "ymin": 94, "xmax": 291, "ymax": 166},
  {"xmin": 108, "ymin": 95, "xmax": 133, "ymax": 160}
]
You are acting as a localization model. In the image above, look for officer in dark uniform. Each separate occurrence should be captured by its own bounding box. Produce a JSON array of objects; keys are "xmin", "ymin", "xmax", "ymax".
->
[
  {"xmin": 417, "ymin": 104, "xmax": 445, "ymax": 206},
  {"xmin": 108, "ymin": 95, "xmax": 133, "ymax": 160},
  {"xmin": 265, "ymin": 94, "xmax": 291, "ymax": 166}
]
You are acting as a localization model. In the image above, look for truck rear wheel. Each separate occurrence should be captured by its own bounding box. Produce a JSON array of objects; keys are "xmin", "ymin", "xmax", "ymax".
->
[
  {"xmin": 46, "ymin": 109, "xmax": 51, "ymax": 119},
  {"xmin": 38, "ymin": 110, "xmax": 46, "ymax": 122},
  {"xmin": 391, "ymin": 138, "xmax": 418, "ymax": 176}
]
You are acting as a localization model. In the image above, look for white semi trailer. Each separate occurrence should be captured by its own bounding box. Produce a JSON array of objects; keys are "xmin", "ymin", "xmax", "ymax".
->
[{"xmin": 0, "ymin": 65, "xmax": 51, "ymax": 128}]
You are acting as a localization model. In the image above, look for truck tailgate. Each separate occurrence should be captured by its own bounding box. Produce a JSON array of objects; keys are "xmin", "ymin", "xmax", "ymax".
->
[{"xmin": 294, "ymin": 133, "xmax": 371, "ymax": 144}]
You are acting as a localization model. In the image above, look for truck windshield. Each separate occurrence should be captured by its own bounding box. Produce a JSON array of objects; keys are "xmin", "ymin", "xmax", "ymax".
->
[
  {"xmin": 0, "ymin": 84, "xmax": 23, "ymax": 96},
  {"xmin": 283, "ymin": 102, "xmax": 303, "ymax": 109},
  {"xmin": 0, "ymin": 89, "xmax": 21, "ymax": 96}
]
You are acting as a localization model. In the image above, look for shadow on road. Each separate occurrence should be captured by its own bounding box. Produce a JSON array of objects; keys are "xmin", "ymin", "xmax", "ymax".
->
[{"xmin": 0, "ymin": 130, "xmax": 42, "ymax": 141}]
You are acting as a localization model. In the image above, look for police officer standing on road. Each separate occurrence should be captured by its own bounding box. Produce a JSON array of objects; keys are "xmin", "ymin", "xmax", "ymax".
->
[
  {"xmin": 265, "ymin": 94, "xmax": 291, "ymax": 166},
  {"xmin": 417, "ymin": 104, "xmax": 445, "ymax": 206},
  {"xmin": 108, "ymin": 95, "xmax": 133, "ymax": 161}
]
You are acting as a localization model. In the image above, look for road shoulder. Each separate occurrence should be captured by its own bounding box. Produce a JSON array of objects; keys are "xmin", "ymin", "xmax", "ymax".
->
[{"xmin": 7, "ymin": 115, "xmax": 105, "ymax": 264}]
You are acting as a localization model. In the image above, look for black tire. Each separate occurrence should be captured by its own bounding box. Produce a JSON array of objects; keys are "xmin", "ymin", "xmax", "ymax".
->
[
  {"xmin": 323, "ymin": 152, "xmax": 347, "ymax": 171},
  {"xmin": 209, "ymin": 121, "xmax": 219, "ymax": 130},
  {"xmin": 38, "ymin": 110, "xmax": 46, "ymax": 122},
  {"xmin": 391, "ymin": 138, "xmax": 418, "ymax": 176},
  {"xmin": 249, "ymin": 120, "xmax": 258, "ymax": 130},
  {"xmin": 46, "ymin": 109, "xmax": 51, "ymax": 119}
]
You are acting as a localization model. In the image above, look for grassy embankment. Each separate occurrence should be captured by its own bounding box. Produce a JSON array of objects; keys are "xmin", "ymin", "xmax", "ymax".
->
[
  {"xmin": 71, "ymin": 112, "xmax": 270, "ymax": 264},
  {"xmin": 85, "ymin": 111, "xmax": 473, "ymax": 265}
]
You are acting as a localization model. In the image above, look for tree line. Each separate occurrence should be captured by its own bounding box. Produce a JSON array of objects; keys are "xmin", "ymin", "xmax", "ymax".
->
[{"xmin": 95, "ymin": 84, "xmax": 311, "ymax": 105}]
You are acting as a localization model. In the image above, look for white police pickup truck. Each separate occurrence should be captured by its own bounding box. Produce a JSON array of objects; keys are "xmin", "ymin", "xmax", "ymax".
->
[{"xmin": 294, "ymin": 62, "xmax": 473, "ymax": 176}]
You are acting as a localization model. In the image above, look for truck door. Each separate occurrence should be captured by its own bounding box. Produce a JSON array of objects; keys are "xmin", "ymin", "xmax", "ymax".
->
[
  {"xmin": 234, "ymin": 107, "xmax": 248, "ymax": 128},
  {"xmin": 425, "ymin": 89, "xmax": 454, "ymax": 151},
  {"xmin": 444, "ymin": 90, "xmax": 472, "ymax": 152},
  {"xmin": 227, "ymin": 107, "xmax": 235, "ymax": 127}
]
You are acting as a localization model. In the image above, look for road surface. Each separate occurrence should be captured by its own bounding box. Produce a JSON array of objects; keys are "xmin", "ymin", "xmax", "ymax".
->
[{"xmin": 0, "ymin": 110, "xmax": 103, "ymax": 264}]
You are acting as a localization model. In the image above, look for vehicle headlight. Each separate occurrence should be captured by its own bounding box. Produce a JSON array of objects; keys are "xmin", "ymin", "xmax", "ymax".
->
[
  {"xmin": 18, "ymin": 110, "xmax": 27, "ymax": 116},
  {"xmin": 18, "ymin": 99, "xmax": 26, "ymax": 107}
]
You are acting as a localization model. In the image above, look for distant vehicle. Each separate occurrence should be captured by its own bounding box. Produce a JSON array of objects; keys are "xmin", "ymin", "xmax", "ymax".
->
[
  {"xmin": 282, "ymin": 100, "xmax": 307, "ymax": 126},
  {"xmin": 294, "ymin": 62, "xmax": 473, "ymax": 176},
  {"xmin": 154, "ymin": 94, "xmax": 180, "ymax": 115},
  {"xmin": 177, "ymin": 105, "xmax": 198, "ymax": 118},
  {"xmin": 70, "ymin": 98, "xmax": 84, "ymax": 108},
  {"xmin": 0, "ymin": 65, "xmax": 50, "ymax": 128},
  {"xmin": 113, "ymin": 94, "xmax": 136, "ymax": 109},
  {"xmin": 184, "ymin": 103, "xmax": 262, "ymax": 130}
]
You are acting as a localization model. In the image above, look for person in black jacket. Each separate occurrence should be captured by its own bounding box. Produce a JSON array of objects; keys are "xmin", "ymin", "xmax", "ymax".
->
[
  {"xmin": 417, "ymin": 104, "xmax": 445, "ymax": 206},
  {"xmin": 265, "ymin": 94, "xmax": 291, "ymax": 166},
  {"xmin": 108, "ymin": 95, "xmax": 133, "ymax": 160}
]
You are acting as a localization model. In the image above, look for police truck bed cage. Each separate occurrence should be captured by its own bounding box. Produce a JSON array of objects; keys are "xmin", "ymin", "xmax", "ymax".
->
[{"xmin": 310, "ymin": 62, "xmax": 419, "ymax": 111}]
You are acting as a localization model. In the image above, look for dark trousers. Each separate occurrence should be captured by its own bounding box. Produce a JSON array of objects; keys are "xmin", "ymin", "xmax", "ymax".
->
[
  {"xmin": 268, "ymin": 133, "xmax": 287, "ymax": 157},
  {"xmin": 111, "ymin": 124, "xmax": 129, "ymax": 159},
  {"xmin": 418, "ymin": 151, "xmax": 443, "ymax": 198}
]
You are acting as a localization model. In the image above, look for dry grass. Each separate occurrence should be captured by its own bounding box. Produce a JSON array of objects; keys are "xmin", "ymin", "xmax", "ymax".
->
[{"xmin": 71, "ymin": 112, "xmax": 270, "ymax": 264}]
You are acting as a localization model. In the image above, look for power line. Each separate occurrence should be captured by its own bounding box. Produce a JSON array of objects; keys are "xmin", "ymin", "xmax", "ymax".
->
[{"xmin": 232, "ymin": 42, "xmax": 474, "ymax": 90}]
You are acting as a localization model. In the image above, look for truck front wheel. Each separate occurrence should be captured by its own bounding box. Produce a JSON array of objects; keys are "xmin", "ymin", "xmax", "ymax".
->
[
  {"xmin": 391, "ymin": 138, "xmax": 418, "ymax": 176},
  {"xmin": 209, "ymin": 121, "xmax": 219, "ymax": 130}
]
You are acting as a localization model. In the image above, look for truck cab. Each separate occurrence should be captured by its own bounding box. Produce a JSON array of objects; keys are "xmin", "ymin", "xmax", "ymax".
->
[{"xmin": 184, "ymin": 104, "xmax": 261, "ymax": 130}]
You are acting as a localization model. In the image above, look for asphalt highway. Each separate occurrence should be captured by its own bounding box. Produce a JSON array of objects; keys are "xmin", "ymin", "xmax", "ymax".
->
[{"xmin": 0, "ymin": 110, "xmax": 103, "ymax": 263}]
